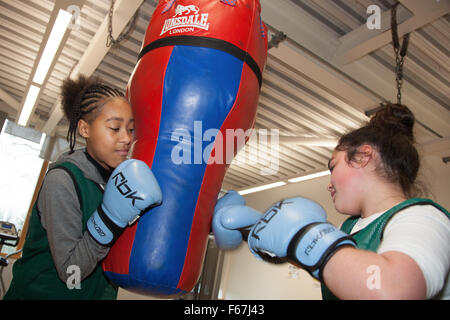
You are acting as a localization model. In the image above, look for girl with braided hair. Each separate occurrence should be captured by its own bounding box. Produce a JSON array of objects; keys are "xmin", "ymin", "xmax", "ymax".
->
[{"xmin": 5, "ymin": 75, "xmax": 135, "ymax": 299}]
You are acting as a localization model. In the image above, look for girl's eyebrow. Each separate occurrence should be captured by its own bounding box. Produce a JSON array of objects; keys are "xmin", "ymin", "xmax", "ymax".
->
[
  {"xmin": 105, "ymin": 117, "xmax": 134, "ymax": 123},
  {"xmin": 105, "ymin": 116, "xmax": 124, "ymax": 122}
]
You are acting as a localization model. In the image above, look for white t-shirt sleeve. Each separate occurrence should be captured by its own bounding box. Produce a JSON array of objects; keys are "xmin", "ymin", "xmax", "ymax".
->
[{"xmin": 377, "ymin": 204, "xmax": 450, "ymax": 299}]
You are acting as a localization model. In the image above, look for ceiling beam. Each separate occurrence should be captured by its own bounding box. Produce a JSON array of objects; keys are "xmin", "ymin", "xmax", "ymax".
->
[
  {"xmin": 42, "ymin": 0, "xmax": 144, "ymax": 135},
  {"xmin": 400, "ymin": 0, "xmax": 449, "ymax": 13},
  {"xmin": 260, "ymin": 0, "xmax": 338, "ymax": 61},
  {"xmin": 334, "ymin": 0, "xmax": 450, "ymax": 65},
  {"xmin": 0, "ymin": 87, "xmax": 21, "ymax": 112},
  {"xmin": 260, "ymin": 0, "xmax": 450, "ymax": 139}
]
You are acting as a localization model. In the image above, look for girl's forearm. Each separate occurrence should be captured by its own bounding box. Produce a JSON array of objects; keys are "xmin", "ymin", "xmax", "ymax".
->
[{"xmin": 321, "ymin": 247, "xmax": 426, "ymax": 300}]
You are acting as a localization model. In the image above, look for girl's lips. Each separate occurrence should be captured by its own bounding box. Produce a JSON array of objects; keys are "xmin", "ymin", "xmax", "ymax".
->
[{"xmin": 117, "ymin": 149, "xmax": 129, "ymax": 156}]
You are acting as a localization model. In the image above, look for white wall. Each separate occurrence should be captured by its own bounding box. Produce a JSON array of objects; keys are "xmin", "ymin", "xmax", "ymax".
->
[
  {"xmin": 419, "ymin": 153, "xmax": 450, "ymax": 210},
  {"xmin": 218, "ymin": 175, "xmax": 341, "ymax": 300},
  {"xmin": 218, "ymin": 152, "xmax": 450, "ymax": 300}
]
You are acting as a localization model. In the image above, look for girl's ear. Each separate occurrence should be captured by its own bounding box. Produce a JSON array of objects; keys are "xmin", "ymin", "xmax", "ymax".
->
[
  {"xmin": 78, "ymin": 119, "xmax": 90, "ymax": 139},
  {"xmin": 352, "ymin": 144, "xmax": 373, "ymax": 168}
]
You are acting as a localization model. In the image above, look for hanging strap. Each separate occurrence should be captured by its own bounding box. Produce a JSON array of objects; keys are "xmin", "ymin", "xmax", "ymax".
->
[
  {"xmin": 162, "ymin": 0, "xmax": 177, "ymax": 14},
  {"xmin": 391, "ymin": 2, "xmax": 410, "ymax": 105},
  {"xmin": 162, "ymin": 0, "xmax": 237, "ymax": 13},
  {"xmin": 220, "ymin": 0, "xmax": 237, "ymax": 6}
]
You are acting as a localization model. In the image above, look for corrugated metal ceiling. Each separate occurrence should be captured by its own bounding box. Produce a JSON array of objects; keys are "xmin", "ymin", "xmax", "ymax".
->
[{"xmin": 0, "ymin": 0, "xmax": 449, "ymax": 192}]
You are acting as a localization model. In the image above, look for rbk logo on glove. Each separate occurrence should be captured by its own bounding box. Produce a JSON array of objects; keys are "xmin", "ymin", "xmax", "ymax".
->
[
  {"xmin": 112, "ymin": 171, "xmax": 144, "ymax": 206},
  {"xmin": 250, "ymin": 199, "xmax": 293, "ymax": 240}
]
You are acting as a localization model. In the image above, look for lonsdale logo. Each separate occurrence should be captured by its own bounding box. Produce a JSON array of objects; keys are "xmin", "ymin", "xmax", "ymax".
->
[{"xmin": 161, "ymin": 4, "xmax": 210, "ymax": 36}]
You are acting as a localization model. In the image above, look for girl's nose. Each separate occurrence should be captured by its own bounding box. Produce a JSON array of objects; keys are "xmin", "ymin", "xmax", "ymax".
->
[
  {"xmin": 120, "ymin": 128, "xmax": 133, "ymax": 144},
  {"xmin": 327, "ymin": 182, "xmax": 334, "ymax": 193}
]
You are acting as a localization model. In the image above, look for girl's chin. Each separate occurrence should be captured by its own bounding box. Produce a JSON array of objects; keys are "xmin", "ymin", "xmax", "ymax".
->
[{"xmin": 107, "ymin": 158, "xmax": 125, "ymax": 170}]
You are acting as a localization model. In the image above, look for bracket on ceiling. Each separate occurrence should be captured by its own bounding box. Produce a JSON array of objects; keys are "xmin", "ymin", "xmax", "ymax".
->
[{"xmin": 268, "ymin": 30, "xmax": 287, "ymax": 49}]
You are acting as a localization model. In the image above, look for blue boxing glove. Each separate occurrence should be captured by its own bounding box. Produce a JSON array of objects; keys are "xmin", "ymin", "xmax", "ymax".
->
[
  {"xmin": 212, "ymin": 191, "xmax": 261, "ymax": 249},
  {"xmin": 87, "ymin": 159, "xmax": 162, "ymax": 246},
  {"xmin": 248, "ymin": 197, "xmax": 356, "ymax": 280}
]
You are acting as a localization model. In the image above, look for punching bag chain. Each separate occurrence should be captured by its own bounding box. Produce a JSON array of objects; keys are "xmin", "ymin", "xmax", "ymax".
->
[
  {"xmin": 107, "ymin": 0, "xmax": 138, "ymax": 47},
  {"xmin": 391, "ymin": 2, "xmax": 409, "ymax": 105}
]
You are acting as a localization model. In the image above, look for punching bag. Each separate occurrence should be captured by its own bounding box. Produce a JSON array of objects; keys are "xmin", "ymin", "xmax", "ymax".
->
[{"xmin": 102, "ymin": 0, "xmax": 268, "ymax": 297}]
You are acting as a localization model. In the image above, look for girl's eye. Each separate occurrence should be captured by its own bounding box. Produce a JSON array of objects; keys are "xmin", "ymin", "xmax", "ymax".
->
[
  {"xmin": 328, "ymin": 162, "xmax": 335, "ymax": 173},
  {"xmin": 110, "ymin": 127, "xmax": 120, "ymax": 132}
]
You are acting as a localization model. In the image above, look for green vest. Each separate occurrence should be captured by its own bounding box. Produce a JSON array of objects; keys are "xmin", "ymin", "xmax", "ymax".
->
[
  {"xmin": 321, "ymin": 198, "xmax": 449, "ymax": 300},
  {"xmin": 4, "ymin": 162, "xmax": 118, "ymax": 300}
]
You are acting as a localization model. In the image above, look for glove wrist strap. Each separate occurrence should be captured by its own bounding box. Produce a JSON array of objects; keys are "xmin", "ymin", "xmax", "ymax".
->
[
  {"xmin": 87, "ymin": 205, "xmax": 125, "ymax": 247},
  {"xmin": 287, "ymin": 222, "xmax": 356, "ymax": 281},
  {"xmin": 98, "ymin": 205, "xmax": 125, "ymax": 239}
]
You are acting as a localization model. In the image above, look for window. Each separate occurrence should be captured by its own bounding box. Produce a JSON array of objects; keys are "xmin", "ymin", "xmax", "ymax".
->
[{"xmin": 0, "ymin": 120, "xmax": 45, "ymax": 255}]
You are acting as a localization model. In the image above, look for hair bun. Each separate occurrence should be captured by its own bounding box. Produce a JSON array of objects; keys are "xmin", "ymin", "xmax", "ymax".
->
[
  {"xmin": 60, "ymin": 75, "xmax": 99, "ymax": 120},
  {"xmin": 369, "ymin": 103, "xmax": 415, "ymax": 140}
]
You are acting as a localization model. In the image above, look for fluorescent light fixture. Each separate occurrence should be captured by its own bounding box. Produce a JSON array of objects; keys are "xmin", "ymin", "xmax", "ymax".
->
[
  {"xmin": 238, "ymin": 181, "xmax": 287, "ymax": 195},
  {"xmin": 18, "ymin": 85, "xmax": 40, "ymax": 126},
  {"xmin": 33, "ymin": 9, "xmax": 72, "ymax": 84},
  {"xmin": 288, "ymin": 170, "xmax": 330, "ymax": 183},
  {"xmin": 39, "ymin": 132, "xmax": 47, "ymax": 147},
  {"xmin": 1, "ymin": 119, "xmax": 8, "ymax": 135}
]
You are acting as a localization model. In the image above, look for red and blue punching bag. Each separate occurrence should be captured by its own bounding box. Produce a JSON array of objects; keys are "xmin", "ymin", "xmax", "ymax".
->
[{"xmin": 102, "ymin": 0, "xmax": 268, "ymax": 297}]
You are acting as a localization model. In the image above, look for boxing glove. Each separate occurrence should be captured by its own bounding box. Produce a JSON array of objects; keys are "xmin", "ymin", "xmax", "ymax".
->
[
  {"xmin": 212, "ymin": 191, "xmax": 261, "ymax": 249},
  {"xmin": 248, "ymin": 197, "xmax": 356, "ymax": 280},
  {"xmin": 87, "ymin": 159, "xmax": 162, "ymax": 246}
]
